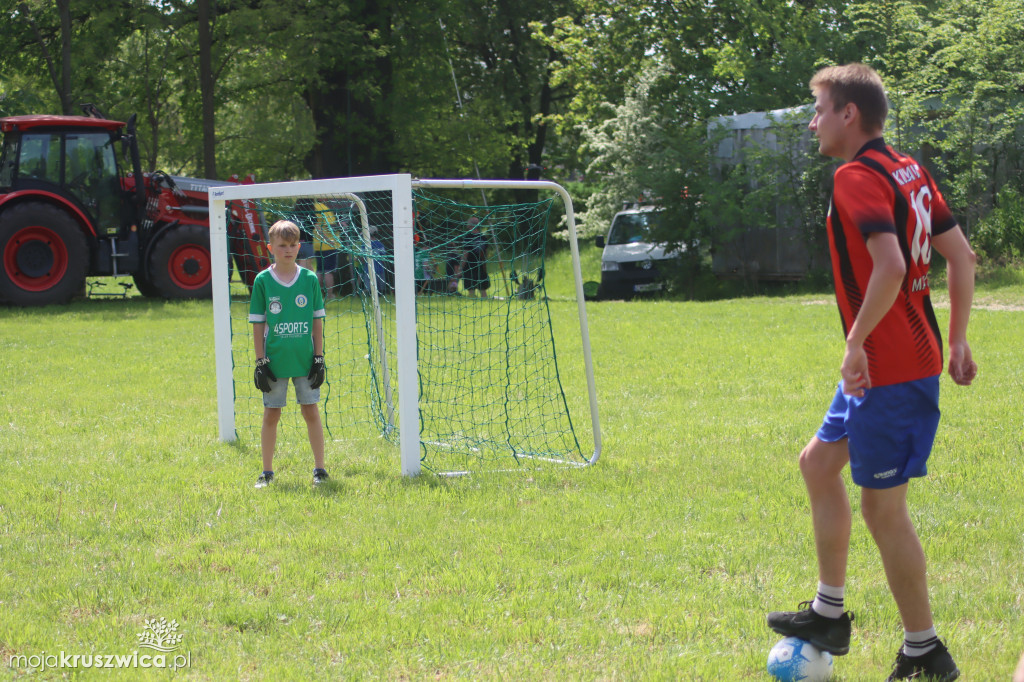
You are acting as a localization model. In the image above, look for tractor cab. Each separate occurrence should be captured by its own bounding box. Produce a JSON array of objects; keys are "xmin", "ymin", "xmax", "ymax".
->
[{"xmin": 0, "ymin": 115, "xmax": 139, "ymax": 238}]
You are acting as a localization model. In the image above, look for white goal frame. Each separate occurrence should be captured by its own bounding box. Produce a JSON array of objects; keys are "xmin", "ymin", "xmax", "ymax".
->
[{"xmin": 210, "ymin": 174, "xmax": 601, "ymax": 476}]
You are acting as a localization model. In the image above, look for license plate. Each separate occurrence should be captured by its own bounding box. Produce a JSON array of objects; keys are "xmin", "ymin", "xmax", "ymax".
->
[{"xmin": 634, "ymin": 282, "xmax": 662, "ymax": 292}]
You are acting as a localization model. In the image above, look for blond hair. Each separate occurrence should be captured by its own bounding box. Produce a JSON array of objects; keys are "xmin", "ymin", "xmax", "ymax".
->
[
  {"xmin": 267, "ymin": 220, "xmax": 301, "ymax": 243},
  {"xmin": 810, "ymin": 63, "xmax": 888, "ymax": 133}
]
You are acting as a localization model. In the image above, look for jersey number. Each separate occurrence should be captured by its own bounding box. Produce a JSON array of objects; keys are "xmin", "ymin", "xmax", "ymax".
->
[{"xmin": 909, "ymin": 185, "xmax": 933, "ymax": 265}]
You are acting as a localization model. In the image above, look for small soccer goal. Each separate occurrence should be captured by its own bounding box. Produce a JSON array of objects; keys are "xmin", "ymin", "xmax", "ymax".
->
[{"xmin": 209, "ymin": 174, "xmax": 600, "ymax": 476}]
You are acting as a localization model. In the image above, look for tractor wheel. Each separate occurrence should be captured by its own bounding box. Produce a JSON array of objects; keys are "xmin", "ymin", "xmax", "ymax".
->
[
  {"xmin": 148, "ymin": 224, "xmax": 213, "ymax": 299},
  {"xmin": 131, "ymin": 272, "xmax": 162, "ymax": 298},
  {"xmin": 0, "ymin": 202, "xmax": 89, "ymax": 306}
]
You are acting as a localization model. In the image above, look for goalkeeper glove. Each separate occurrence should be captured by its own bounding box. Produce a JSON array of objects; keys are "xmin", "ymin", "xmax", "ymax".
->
[
  {"xmin": 254, "ymin": 357, "xmax": 276, "ymax": 393},
  {"xmin": 308, "ymin": 354, "xmax": 326, "ymax": 389}
]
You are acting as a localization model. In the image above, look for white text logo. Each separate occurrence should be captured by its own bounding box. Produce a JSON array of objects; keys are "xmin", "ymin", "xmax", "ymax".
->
[
  {"xmin": 274, "ymin": 321, "xmax": 309, "ymax": 336},
  {"xmin": 8, "ymin": 617, "xmax": 190, "ymax": 673}
]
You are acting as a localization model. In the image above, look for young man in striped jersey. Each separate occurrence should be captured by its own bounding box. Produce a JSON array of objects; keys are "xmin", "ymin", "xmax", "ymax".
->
[{"xmin": 767, "ymin": 63, "xmax": 977, "ymax": 682}]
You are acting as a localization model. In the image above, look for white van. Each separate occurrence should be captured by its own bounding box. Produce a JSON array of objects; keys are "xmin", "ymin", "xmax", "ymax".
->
[{"xmin": 595, "ymin": 204, "xmax": 677, "ymax": 299}]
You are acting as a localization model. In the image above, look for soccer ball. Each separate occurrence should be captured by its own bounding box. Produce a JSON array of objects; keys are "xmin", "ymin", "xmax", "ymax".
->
[{"xmin": 766, "ymin": 636, "xmax": 834, "ymax": 682}]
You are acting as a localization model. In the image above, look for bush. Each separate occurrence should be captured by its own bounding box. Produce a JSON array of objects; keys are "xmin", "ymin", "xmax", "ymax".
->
[{"xmin": 972, "ymin": 185, "xmax": 1024, "ymax": 264}]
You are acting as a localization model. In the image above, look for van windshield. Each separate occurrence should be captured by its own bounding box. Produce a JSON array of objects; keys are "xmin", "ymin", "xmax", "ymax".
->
[{"xmin": 608, "ymin": 212, "xmax": 660, "ymax": 245}]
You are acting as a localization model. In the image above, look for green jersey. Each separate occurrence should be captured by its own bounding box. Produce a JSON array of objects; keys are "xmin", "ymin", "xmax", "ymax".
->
[{"xmin": 249, "ymin": 265, "xmax": 325, "ymax": 378}]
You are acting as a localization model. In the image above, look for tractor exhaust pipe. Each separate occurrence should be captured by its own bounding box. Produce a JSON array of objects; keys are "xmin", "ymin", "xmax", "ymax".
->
[{"xmin": 124, "ymin": 114, "xmax": 147, "ymax": 221}]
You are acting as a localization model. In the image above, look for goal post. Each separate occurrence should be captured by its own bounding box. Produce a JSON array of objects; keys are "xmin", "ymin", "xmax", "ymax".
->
[{"xmin": 210, "ymin": 174, "xmax": 600, "ymax": 476}]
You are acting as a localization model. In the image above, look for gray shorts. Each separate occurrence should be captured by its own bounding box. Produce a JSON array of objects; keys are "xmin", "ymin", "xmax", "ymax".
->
[{"xmin": 263, "ymin": 375, "xmax": 320, "ymax": 408}]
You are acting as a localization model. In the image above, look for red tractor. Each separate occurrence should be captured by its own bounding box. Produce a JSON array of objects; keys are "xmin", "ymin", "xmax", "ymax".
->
[{"xmin": 0, "ymin": 107, "xmax": 269, "ymax": 306}]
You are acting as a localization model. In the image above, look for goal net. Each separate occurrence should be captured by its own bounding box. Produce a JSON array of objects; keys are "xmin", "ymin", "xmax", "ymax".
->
[{"xmin": 210, "ymin": 175, "xmax": 600, "ymax": 476}]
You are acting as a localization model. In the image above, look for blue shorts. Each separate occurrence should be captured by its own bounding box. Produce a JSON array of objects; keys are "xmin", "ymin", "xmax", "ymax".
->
[
  {"xmin": 816, "ymin": 375, "xmax": 941, "ymax": 489},
  {"xmin": 263, "ymin": 375, "xmax": 320, "ymax": 409},
  {"xmin": 297, "ymin": 241, "xmax": 314, "ymax": 259}
]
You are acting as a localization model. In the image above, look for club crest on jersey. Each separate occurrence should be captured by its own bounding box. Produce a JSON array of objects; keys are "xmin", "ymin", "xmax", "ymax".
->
[
  {"xmin": 269, "ymin": 297, "xmax": 282, "ymax": 315},
  {"xmin": 295, "ymin": 294, "xmax": 308, "ymax": 308}
]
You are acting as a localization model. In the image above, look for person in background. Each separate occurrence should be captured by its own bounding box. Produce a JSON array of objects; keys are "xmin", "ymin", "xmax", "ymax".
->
[
  {"xmin": 458, "ymin": 216, "xmax": 491, "ymax": 298},
  {"xmin": 311, "ymin": 199, "xmax": 342, "ymax": 299}
]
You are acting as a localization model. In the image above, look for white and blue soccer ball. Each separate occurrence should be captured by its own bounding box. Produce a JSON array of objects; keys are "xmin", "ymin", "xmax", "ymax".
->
[{"xmin": 766, "ymin": 636, "xmax": 834, "ymax": 682}]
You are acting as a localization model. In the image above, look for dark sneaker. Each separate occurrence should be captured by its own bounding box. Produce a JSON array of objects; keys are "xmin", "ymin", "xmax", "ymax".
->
[
  {"xmin": 767, "ymin": 601, "xmax": 854, "ymax": 656},
  {"xmin": 312, "ymin": 468, "xmax": 330, "ymax": 486},
  {"xmin": 255, "ymin": 472, "xmax": 274, "ymax": 488},
  {"xmin": 887, "ymin": 640, "xmax": 959, "ymax": 681}
]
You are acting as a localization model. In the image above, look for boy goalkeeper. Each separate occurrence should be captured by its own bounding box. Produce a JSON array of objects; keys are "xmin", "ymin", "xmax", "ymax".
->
[{"xmin": 249, "ymin": 220, "xmax": 329, "ymax": 488}]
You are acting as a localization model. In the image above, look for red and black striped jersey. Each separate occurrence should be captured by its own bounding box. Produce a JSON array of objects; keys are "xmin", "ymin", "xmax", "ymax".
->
[{"xmin": 827, "ymin": 138, "xmax": 958, "ymax": 387}]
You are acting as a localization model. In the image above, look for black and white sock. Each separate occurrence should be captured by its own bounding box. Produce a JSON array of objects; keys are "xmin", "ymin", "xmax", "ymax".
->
[
  {"xmin": 903, "ymin": 627, "xmax": 939, "ymax": 657},
  {"xmin": 811, "ymin": 582, "xmax": 845, "ymax": 619}
]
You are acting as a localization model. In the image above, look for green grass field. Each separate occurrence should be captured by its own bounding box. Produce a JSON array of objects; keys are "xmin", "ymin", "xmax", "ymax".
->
[{"xmin": 1, "ymin": 260, "xmax": 1022, "ymax": 680}]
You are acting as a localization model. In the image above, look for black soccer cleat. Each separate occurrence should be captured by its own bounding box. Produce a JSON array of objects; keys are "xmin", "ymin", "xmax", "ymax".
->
[
  {"xmin": 886, "ymin": 640, "xmax": 959, "ymax": 681},
  {"xmin": 312, "ymin": 468, "xmax": 330, "ymax": 486},
  {"xmin": 767, "ymin": 601, "xmax": 854, "ymax": 656},
  {"xmin": 255, "ymin": 472, "xmax": 274, "ymax": 489}
]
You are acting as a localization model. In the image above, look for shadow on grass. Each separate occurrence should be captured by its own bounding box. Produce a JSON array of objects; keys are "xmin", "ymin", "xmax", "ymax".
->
[{"xmin": 0, "ymin": 294, "xmax": 212, "ymax": 319}]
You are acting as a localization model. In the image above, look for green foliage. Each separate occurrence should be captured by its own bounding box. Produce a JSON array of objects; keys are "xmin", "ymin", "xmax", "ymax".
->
[
  {"xmin": 532, "ymin": 1, "xmax": 665, "ymax": 133},
  {"xmin": 541, "ymin": 1, "xmax": 857, "ymax": 287},
  {"xmin": 710, "ymin": 109, "xmax": 835, "ymax": 279},
  {"xmin": 538, "ymin": 0, "xmax": 859, "ymax": 131},
  {"xmin": 575, "ymin": 62, "xmax": 677, "ymax": 238},
  {"xmin": 394, "ymin": 2, "xmax": 541, "ymax": 181},
  {"xmin": 0, "ymin": 0, "xmax": 137, "ymax": 114},
  {"xmin": 840, "ymin": 0, "xmax": 1024, "ymax": 240},
  {"xmin": 429, "ymin": 0, "xmax": 575, "ymax": 188},
  {"xmin": 576, "ymin": 84, "xmax": 833, "ymax": 293},
  {"xmin": 547, "ymin": 0, "xmax": 1024, "ymax": 265},
  {"xmin": 1, "ymin": 0, "xmax": 1023, "ymax": 263},
  {"xmin": 846, "ymin": 0, "xmax": 933, "ymax": 152},
  {"xmin": 972, "ymin": 184, "xmax": 1024, "ymax": 264},
  {"xmin": 931, "ymin": 0, "xmax": 1024, "ymax": 232},
  {"xmin": 0, "ymin": 72, "xmax": 52, "ymax": 117}
]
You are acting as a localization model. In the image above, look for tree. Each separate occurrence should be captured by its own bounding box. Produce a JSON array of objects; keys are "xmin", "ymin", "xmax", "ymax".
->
[
  {"xmin": 920, "ymin": 0, "xmax": 1024, "ymax": 232},
  {"xmin": 0, "ymin": 0, "xmax": 138, "ymax": 116},
  {"xmin": 402, "ymin": 0, "xmax": 575, "ymax": 201},
  {"xmin": 128, "ymin": 0, "xmax": 315, "ymax": 179},
  {"xmin": 1, "ymin": 0, "xmax": 1019, "ymax": 268},
  {"xmin": 391, "ymin": 0, "xmax": 532, "ymax": 183},
  {"xmin": 538, "ymin": 0, "xmax": 859, "ymax": 133},
  {"xmin": 845, "ymin": 0, "xmax": 1024, "ymax": 237},
  {"xmin": 846, "ymin": 0, "xmax": 933, "ymax": 154},
  {"xmin": 98, "ymin": 2, "xmax": 179, "ymax": 171},
  {"xmin": 197, "ymin": 0, "xmax": 216, "ymax": 178},
  {"xmin": 17, "ymin": 0, "xmax": 72, "ymax": 114},
  {"xmin": 540, "ymin": 0, "xmax": 858, "ymax": 265}
]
